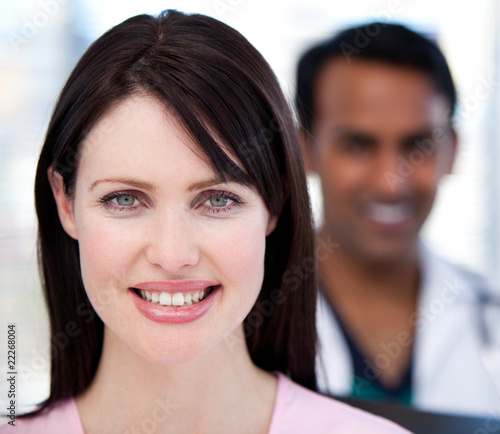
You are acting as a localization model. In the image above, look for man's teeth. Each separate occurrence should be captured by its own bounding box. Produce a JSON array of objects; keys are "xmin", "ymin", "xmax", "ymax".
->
[
  {"xmin": 367, "ymin": 203, "xmax": 413, "ymax": 224},
  {"xmin": 139, "ymin": 288, "xmax": 212, "ymax": 306}
]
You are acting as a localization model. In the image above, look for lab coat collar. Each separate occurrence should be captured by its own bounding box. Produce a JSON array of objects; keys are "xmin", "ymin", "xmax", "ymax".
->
[
  {"xmin": 316, "ymin": 241, "xmax": 500, "ymax": 415},
  {"xmin": 413, "ymin": 242, "xmax": 500, "ymax": 415}
]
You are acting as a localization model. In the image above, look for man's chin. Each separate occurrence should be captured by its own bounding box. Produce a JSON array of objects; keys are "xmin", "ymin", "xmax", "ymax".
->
[{"xmin": 356, "ymin": 237, "xmax": 419, "ymax": 266}]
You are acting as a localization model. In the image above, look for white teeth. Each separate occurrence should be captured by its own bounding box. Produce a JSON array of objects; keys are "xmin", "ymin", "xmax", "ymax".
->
[
  {"xmin": 172, "ymin": 293, "xmax": 184, "ymax": 306},
  {"xmin": 367, "ymin": 203, "xmax": 413, "ymax": 225},
  {"xmin": 159, "ymin": 292, "xmax": 172, "ymax": 306},
  {"xmin": 138, "ymin": 287, "xmax": 214, "ymax": 306}
]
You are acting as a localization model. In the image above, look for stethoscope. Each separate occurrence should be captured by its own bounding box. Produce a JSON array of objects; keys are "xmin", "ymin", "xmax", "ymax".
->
[{"xmin": 478, "ymin": 288, "xmax": 500, "ymax": 398}]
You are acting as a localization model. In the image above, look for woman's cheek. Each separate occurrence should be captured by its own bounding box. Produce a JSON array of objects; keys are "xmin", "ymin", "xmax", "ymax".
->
[
  {"xmin": 77, "ymin": 219, "xmax": 137, "ymax": 302},
  {"xmin": 213, "ymin": 219, "xmax": 268, "ymax": 287}
]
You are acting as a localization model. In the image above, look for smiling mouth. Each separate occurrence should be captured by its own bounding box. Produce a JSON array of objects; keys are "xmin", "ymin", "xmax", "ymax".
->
[
  {"xmin": 365, "ymin": 202, "xmax": 414, "ymax": 225},
  {"xmin": 133, "ymin": 286, "xmax": 216, "ymax": 307}
]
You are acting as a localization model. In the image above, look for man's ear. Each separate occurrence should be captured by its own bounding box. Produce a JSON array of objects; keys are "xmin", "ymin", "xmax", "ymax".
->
[
  {"xmin": 48, "ymin": 168, "xmax": 78, "ymax": 240},
  {"xmin": 299, "ymin": 129, "xmax": 315, "ymax": 174},
  {"xmin": 444, "ymin": 128, "xmax": 458, "ymax": 175}
]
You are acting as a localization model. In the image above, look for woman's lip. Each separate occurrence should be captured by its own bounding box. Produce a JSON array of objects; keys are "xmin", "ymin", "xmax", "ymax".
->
[
  {"xmin": 129, "ymin": 285, "xmax": 220, "ymax": 324},
  {"xmin": 133, "ymin": 280, "xmax": 219, "ymax": 293}
]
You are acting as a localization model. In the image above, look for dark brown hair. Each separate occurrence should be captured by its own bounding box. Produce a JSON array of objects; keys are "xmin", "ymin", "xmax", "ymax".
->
[
  {"xmin": 32, "ymin": 9, "xmax": 316, "ymax": 414},
  {"xmin": 296, "ymin": 22, "xmax": 457, "ymax": 134}
]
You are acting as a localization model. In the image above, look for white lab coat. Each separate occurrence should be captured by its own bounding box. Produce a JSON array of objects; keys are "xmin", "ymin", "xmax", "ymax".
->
[{"xmin": 316, "ymin": 243, "xmax": 500, "ymax": 417}]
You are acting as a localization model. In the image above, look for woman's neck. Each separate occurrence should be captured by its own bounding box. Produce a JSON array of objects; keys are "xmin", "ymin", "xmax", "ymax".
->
[{"xmin": 75, "ymin": 325, "xmax": 277, "ymax": 434}]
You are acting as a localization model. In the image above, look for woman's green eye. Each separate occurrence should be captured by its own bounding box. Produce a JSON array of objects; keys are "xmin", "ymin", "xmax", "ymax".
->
[
  {"xmin": 210, "ymin": 196, "xmax": 228, "ymax": 207},
  {"xmin": 116, "ymin": 195, "xmax": 136, "ymax": 206}
]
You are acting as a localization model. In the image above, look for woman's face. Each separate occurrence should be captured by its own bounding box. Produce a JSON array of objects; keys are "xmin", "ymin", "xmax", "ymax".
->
[{"xmin": 51, "ymin": 95, "xmax": 276, "ymax": 364}]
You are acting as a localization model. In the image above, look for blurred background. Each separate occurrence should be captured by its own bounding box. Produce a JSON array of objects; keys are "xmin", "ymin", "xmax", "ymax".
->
[{"xmin": 0, "ymin": 0, "xmax": 499, "ymax": 414}]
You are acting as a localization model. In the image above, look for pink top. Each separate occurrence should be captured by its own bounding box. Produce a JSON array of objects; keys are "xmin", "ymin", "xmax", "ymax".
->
[
  {"xmin": 268, "ymin": 373, "xmax": 409, "ymax": 433},
  {"xmin": 1, "ymin": 373, "xmax": 409, "ymax": 433}
]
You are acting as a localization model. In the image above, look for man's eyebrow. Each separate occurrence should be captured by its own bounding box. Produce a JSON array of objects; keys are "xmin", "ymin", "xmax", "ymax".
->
[
  {"xmin": 401, "ymin": 128, "xmax": 437, "ymax": 139},
  {"xmin": 400, "ymin": 128, "xmax": 448, "ymax": 145},
  {"xmin": 332, "ymin": 128, "xmax": 377, "ymax": 142},
  {"xmin": 325, "ymin": 126, "xmax": 374, "ymax": 138},
  {"xmin": 89, "ymin": 178, "xmax": 156, "ymax": 192}
]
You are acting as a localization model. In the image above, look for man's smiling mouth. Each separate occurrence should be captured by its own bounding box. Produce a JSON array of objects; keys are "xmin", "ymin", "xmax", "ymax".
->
[{"xmin": 365, "ymin": 202, "xmax": 414, "ymax": 225}]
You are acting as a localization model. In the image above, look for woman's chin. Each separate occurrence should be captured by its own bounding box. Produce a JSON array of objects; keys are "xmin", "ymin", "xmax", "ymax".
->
[{"xmin": 128, "ymin": 337, "xmax": 217, "ymax": 366}]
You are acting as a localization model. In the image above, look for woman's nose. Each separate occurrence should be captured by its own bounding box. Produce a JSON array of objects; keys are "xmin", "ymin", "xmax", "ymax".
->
[{"xmin": 144, "ymin": 209, "xmax": 201, "ymax": 273}]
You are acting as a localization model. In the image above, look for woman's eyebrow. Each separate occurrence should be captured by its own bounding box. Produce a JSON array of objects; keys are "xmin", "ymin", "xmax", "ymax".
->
[
  {"xmin": 187, "ymin": 177, "xmax": 231, "ymax": 192},
  {"xmin": 88, "ymin": 177, "xmax": 247, "ymax": 194},
  {"xmin": 89, "ymin": 178, "xmax": 156, "ymax": 192}
]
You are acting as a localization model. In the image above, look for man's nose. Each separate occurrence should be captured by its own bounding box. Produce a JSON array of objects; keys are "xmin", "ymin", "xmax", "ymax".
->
[{"xmin": 372, "ymin": 146, "xmax": 412, "ymax": 196}]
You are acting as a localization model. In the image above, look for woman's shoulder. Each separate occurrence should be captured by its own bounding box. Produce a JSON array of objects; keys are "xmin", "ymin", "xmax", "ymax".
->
[
  {"xmin": 0, "ymin": 399, "xmax": 84, "ymax": 434},
  {"xmin": 269, "ymin": 372, "xmax": 411, "ymax": 434}
]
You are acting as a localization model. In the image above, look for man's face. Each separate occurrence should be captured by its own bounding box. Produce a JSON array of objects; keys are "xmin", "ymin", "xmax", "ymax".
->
[{"xmin": 305, "ymin": 59, "xmax": 456, "ymax": 263}]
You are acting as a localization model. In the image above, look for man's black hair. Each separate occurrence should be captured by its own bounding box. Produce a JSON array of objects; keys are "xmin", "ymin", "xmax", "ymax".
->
[{"xmin": 296, "ymin": 22, "xmax": 457, "ymax": 134}]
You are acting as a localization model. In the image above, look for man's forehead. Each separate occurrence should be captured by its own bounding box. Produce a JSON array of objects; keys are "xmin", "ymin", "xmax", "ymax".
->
[{"xmin": 314, "ymin": 59, "xmax": 451, "ymax": 126}]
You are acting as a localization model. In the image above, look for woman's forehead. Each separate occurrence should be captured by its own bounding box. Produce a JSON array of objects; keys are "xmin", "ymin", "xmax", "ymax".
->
[
  {"xmin": 84, "ymin": 95, "xmax": 241, "ymax": 161},
  {"xmin": 78, "ymin": 95, "xmax": 252, "ymax": 190}
]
